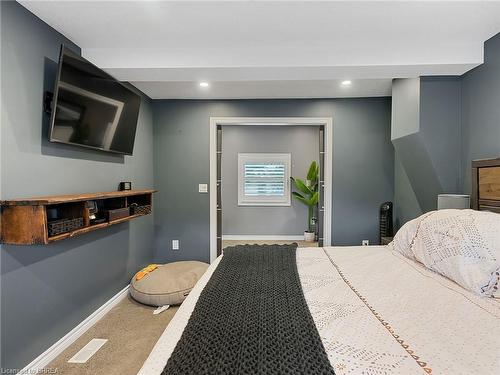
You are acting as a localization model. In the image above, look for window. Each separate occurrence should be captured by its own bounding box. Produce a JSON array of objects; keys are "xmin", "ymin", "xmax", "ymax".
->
[{"xmin": 238, "ymin": 153, "xmax": 291, "ymax": 206}]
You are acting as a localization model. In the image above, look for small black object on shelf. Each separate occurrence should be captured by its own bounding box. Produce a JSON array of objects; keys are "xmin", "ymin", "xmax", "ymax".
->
[
  {"xmin": 90, "ymin": 218, "xmax": 107, "ymax": 225},
  {"xmin": 86, "ymin": 200, "xmax": 98, "ymax": 221},
  {"xmin": 119, "ymin": 182, "xmax": 132, "ymax": 191},
  {"xmin": 103, "ymin": 207, "xmax": 130, "ymax": 221}
]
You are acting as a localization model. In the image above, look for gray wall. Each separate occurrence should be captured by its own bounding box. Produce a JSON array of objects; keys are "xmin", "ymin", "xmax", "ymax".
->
[
  {"xmin": 3, "ymin": 1, "xmax": 498, "ymax": 369},
  {"xmin": 392, "ymin": 33, "xmax": 500, "ymax": 228},
  {"xmin": 461, "ymin": 32, "xmax": 500, "ymax": 192},
  {"xmin": 153, "ymin": 98, "xmax": 393, "ymax": 263},
  {"xmin": 391, "ymin": 78, "xmax": 423, "ymax": 225},
  {"xmin": 420, "ymin": 77, "xmax": 462, "ymax": 193},
  {"xmin": 391, "ymin": 78, "xmax": 420, "ymax": 140},
  {"xmin": 221, "ymin": 125, "xmax": 319, "ymax": 235},
  {"xmin": 391, "ymin": 77, "xmax": 462, "ymax": 227},
  {"xmin": 393, "ymin": 157, "xmax": 421, "ymax": 226},
  {"xmin": 1, "ymin": 2, "xmax": 155, "ymax": 370}
]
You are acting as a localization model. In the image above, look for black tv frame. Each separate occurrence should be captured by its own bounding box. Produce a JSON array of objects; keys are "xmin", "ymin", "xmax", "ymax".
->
[{"xmin": 48, "ymin": 45, "xmax": 140, "ymax": 156}]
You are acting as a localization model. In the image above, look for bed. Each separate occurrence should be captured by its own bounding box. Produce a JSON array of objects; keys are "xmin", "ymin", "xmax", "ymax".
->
[
  {"xmin": 139, "ymin": 160, "xmax": 500, "ymax": 375},
  {"xmin": 139, "ymin": 245, "xmax": 499, "ymax": 375}
]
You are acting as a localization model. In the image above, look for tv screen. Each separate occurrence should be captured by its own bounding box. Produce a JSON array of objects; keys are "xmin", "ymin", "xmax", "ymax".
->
[{"xmin": 49, "ymin": 46, "xmax": 141, "ymax": 155}]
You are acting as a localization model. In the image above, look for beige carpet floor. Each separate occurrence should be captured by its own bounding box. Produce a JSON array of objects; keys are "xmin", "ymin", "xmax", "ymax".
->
[
  {"xmin": 46, "ymin": 296, "xmax": 178, "ymax": 375},
  {"xmin": 46, "ymin": 242, "xmax": 315, "ymax": 374}
]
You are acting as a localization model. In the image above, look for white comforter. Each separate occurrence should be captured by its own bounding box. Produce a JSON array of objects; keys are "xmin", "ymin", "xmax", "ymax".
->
[{"xmin": 139, "ymin": 246, "xmax": 500, "ymax": 375}]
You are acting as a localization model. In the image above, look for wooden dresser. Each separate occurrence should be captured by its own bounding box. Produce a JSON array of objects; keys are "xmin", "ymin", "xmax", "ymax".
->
[{"xmin": 471, "ymin": 158, "xmax": 500, "ymax": 213}]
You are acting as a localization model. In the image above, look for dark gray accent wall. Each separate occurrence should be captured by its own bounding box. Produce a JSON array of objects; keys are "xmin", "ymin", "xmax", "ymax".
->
[
  {"xmin": 391, "ymin": 77, "xmax": 462, "ymax": 228},
  {"xmin": 420, "ymin": 77, "xmax": 462, "ymax": 193},
  {"xmin": 1, "ymin": 2, "xmax": 154, "ymax": 370},
  {"xmin": 461, "ymin": 32, "xmax": 500, "ymax": 192},
  {"xmin": 221, "ymin": 125, "xmax": 319, "ymax": 235},
  {"xmin": 153, "ymin": 98, "xmax": 393, "ymax": 263},
  {"xmin": 392, "ymin": 33, "xmax": 500, "ymax": 228},
  {"xmin": 391, "ymin": 79, "xmax": 422, "ymax": 225},
  {"xmin": 393, "ymin": 157, "xmax": 421, "ymax": 226}
]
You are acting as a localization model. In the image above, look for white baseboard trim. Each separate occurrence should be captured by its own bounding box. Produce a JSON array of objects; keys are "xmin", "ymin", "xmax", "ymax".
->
[
  {"xmin": 222, "ymin": 235, "xmax": 305, "ymax": 241},
  {"xmin": 21, "ymin": 284, "xmax": 130, "ymax": 373}
]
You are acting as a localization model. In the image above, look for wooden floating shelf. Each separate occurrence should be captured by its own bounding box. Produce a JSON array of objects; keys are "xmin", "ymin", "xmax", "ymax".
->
[
  {"xmin": 0, "ymin": 189, "xmax": 156, "ymax": 245},
  {"xmin": 0, "ymin": 189, "xmax": 156, "ymax": 206}
]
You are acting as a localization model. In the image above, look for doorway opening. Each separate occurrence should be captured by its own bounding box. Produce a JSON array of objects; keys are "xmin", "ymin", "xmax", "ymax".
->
[{"xmin": 209, "ymin": 117, "xmax": 333, "ymax": 262}]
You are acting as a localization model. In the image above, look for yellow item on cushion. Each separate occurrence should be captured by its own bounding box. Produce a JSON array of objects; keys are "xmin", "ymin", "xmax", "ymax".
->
[{"xmin": 135, "ymin": 264, "xmax": 159, "ymax": 281}]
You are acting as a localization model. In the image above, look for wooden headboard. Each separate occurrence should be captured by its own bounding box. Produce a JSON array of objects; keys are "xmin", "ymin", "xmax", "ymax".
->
[{"xmin": 472, "ymin": 158, "xmax": 500, "ymax": 213}]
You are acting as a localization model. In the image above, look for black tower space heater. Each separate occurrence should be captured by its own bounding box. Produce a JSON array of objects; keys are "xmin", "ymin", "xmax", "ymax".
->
[{"xmin": 379, "ymin": 202, "xmax": 393, "ymax": 244}]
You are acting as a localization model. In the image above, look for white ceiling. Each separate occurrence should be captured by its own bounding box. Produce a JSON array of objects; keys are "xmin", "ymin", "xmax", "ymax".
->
[{"xmin": 19, "ymin": 1, "xmax": 500, "ymax": 99}]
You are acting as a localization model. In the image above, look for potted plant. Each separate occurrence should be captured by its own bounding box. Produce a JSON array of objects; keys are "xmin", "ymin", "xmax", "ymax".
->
[{"xmin": 291, "ymin": 161, "xmax": 319, "ymax": 242}]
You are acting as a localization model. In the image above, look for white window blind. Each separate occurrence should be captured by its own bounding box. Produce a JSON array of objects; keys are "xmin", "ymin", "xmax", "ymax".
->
[{"xmin": 238, "ymin": 153, "xmax": 291, "ymax": 206}]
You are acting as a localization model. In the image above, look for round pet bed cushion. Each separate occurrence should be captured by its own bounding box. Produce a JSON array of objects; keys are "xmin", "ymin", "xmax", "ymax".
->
[{"xmin": 130, "ymin": 261, "xmax": 209, "ymax": 306}]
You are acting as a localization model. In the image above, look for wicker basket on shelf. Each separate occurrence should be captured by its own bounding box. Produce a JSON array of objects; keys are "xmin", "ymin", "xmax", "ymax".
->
[
  {"xmin": 48, "ymin": 217, "xmax": 84, "ymax": 236},
  {"xmin": 130, "ymin": 204, "xmax": 152, "ymax": 215}
]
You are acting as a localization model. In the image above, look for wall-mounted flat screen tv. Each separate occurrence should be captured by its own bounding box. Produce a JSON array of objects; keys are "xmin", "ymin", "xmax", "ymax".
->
[{"xmin": 49, "ymin": 46, "xmax": 141, "ymax": 155}]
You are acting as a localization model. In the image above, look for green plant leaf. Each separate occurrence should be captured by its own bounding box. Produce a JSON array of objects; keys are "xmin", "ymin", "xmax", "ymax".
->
[
  {"xmin": 293, "ymin": 178, "xmax": 313, "ymax": 196},
  {"xmin": 310, "ymin": 178, "xmax": 318, "ymax": 192},
  {"xmin": 309, "ymin": 191, "xmax": 319, "ymax": 206},
  {"xmin": 307, "ymin": 161, "xmax": 318, "ymax": 181},
  {"xmin": 292, "ymin": 192, "xmax": 310, "ymax": 206}
]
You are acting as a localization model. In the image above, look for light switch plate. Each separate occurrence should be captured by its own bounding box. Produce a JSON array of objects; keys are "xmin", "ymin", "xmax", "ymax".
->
[
  {"xmin": 198, "ymin": 184, "xmax": 208, "ymax": 193},
  {"xmin": 172, "ymin": 240, "xmax": 179, "ymax": 250}
]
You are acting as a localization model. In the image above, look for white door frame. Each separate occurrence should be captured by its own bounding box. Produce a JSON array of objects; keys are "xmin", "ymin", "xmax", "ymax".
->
[{"xmin": 209, "ymin": 117, "xmax": 333, "ymax": 262}]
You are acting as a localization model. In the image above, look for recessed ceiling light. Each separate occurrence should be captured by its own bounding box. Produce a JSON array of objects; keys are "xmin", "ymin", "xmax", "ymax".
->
[
  {"xmin": 341, "ymin": 80, "xmax": 352, "ymax": 86},
  {"xmin": 199, "ymin": 82, "xmax": 209, "ymax": 88}
]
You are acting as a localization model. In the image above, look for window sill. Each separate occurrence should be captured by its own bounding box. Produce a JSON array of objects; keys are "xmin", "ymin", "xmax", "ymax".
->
[{"xmin": 237, "ymin": 202, "xmax": 292, "ymax": 207}]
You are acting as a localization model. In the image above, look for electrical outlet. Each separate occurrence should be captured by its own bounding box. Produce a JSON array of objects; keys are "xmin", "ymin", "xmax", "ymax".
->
[
  {"xmin": 362, "ymin": 240, "xmax": 369, "ymax": 246},
  {"xmin": 198, "ymin": 184, "xmax": 208, "ymax": 193},
  {"xmin": 172, "ymin": 240, "xmax": 180, "ymax": 250}
]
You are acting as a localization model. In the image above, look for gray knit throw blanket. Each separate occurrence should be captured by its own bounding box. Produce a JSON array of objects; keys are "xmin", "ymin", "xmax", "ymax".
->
[{"xmin": 162, "ymin": 244, "xmax": 336, "ymax": 375}]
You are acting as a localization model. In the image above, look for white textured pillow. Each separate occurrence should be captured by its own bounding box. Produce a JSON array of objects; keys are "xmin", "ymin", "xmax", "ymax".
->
[
  {"xmin": 391, "ymin": 212, "xmax": 433, "ymax": 261},
  {"xmin": 392, "ymin": 209, "xmax": 500, "ymax": 297}
]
